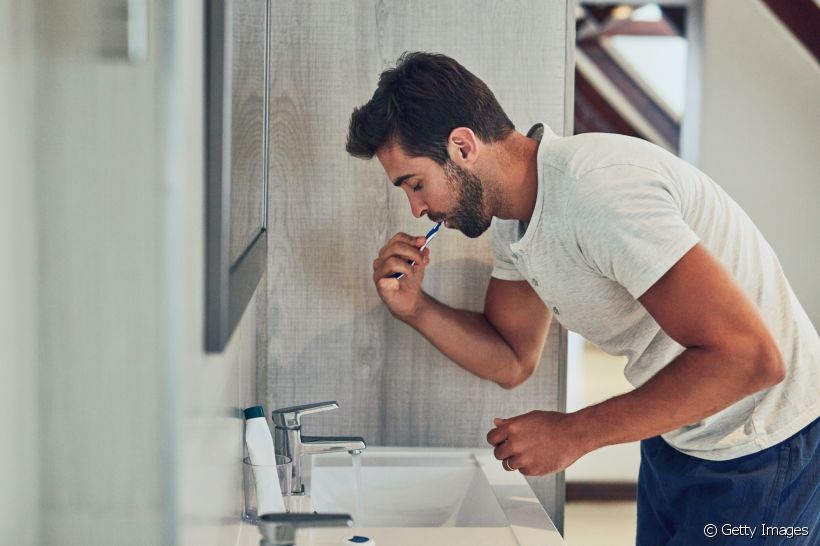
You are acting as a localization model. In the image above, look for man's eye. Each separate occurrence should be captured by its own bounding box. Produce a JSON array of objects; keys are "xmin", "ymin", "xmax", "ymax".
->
[{"xmin": 412, "ymin": 184, "xmax": 422, "ymax": 192}]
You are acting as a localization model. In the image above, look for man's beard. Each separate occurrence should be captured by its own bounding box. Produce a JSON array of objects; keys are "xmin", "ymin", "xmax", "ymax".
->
[{"xmin": 438, "ymin": 161, "xmax": 492, "ymax": 238}]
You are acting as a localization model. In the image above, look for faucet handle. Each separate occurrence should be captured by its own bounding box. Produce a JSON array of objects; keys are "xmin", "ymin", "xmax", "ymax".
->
[
  {"xmin": 258, "ymin": 512, "xmax": 352, "ymax": 546},
  {"xmin": 271, "ymin": 401, "xmax": 339, "ymax": 429}
]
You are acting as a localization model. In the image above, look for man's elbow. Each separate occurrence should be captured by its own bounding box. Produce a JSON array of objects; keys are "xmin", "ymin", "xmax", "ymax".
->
[
  {"xmin": 757, "ymin": 340, "xmax": 786, "ymax": 388},
  {"xmin": 742, "ymin": 337, "xmax": 786, "ymax": 392},
  {"xmin": 496, "ymin": 358, "xmax": 538, "ymax": 390}
]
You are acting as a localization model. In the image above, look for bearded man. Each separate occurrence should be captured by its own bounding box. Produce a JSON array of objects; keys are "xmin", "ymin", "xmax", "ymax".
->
[{"xmin": 345, "ymin": 52, "xmax": 819, "ymax": 546}]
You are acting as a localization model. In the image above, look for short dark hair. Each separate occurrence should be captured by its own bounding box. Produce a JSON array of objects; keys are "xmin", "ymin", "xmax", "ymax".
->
[{"xmin": 346, "ymin": 52, "xmax": 515, "ymax": 164}]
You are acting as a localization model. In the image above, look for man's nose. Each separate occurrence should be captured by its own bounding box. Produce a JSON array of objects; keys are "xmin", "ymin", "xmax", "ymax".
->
[{"xmin": 409, "ymin": 196, "xmax": 428, "ymax": 219}]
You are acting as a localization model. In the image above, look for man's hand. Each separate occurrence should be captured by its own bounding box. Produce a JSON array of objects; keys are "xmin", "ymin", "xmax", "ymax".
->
[
  {"xmin": 371, "ymin": 235, "xmax": 551, "ymax": 389},
  {"xmin": 486, "ymin": 411, "xmax": 591, "ymax": 475},
  {"xmin": 372, "ymin": 232, "xmax": 431, "ymax": 321},
  {"xmin": 485, "ymin": 244, "xmax": 787, "ymax": 469}
]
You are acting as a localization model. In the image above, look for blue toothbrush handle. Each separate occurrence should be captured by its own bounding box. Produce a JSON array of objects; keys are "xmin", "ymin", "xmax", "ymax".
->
[
  {"xmin": 385, "ymin": 222, "xmax": 441, "ymax": 280},
  {"xmin": 388, "ymin": 262, "xmax": 415, "ymax": 279}
]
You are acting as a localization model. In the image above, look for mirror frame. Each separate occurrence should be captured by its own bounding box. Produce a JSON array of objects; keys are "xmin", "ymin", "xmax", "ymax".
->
[{"xmin": 204, "ymin": 0, "xmax": 270, "ymax": 352}]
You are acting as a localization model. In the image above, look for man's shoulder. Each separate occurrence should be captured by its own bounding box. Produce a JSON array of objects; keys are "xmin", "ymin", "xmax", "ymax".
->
[{"xmin": 540, "ymin": 132, "xmax": 678, "ymax": 182}]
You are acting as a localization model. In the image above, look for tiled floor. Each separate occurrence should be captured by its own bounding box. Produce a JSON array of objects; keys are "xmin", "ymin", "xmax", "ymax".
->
[{"xmin": 564, "ymin": 501, "xmax": 637, "ymax": 546}]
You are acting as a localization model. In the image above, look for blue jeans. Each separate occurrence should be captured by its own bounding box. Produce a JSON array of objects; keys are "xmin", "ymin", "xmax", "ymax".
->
[{"xmin": 637, "ymin": 418, "xmax": 819, "ymax": 545}]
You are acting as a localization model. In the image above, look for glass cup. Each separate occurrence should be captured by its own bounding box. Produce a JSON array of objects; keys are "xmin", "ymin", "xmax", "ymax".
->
[{"xmin": 242, "ymin": 454, "xmax": 292, "ymax": 523}]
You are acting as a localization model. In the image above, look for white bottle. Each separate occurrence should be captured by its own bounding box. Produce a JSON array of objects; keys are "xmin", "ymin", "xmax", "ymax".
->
[{"xmin": 244, "ymin": 406, "xmax": 286, "ymax": 514}]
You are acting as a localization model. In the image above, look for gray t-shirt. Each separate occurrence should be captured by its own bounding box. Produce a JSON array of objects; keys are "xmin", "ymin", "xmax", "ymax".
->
[{"xmin": 492, "ymin": 124, "xmax": 820, "ymax": 460}]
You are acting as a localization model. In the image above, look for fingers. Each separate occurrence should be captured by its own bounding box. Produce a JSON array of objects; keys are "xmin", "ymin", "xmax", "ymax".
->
[
  {"xmin": 489, "ymin": 418, "xmax": 519, "ymax": 470},
  {"xmin": 493, "ymin": 439, "xmax": 515, "ymax": 461},
  {"xmin": 375, "ymin": 277, "xmax": 400, "ymax": 294},
  {"xmin": 382, "ymin": 233, "xmax": 427, "ymax": 256},
  {"xmin": 486, "ymin": 423, "xmax": 508, "ymax": 447},
  {"xmin": 378, "ymin": 241, "xmax": 428, "ymax": 266},
  {"xmin": 373, "ymin": 233, "xmax": 431, "ymax": 280},
  {"xmin": 503, "ymin": 454, "xmax": 526, "ymax": 473},
  {"xmin": 487, "ymin": 416, "xmax": 510, "ymax": 443},
  {"xmin": 389, "ymin": 232, "xmax": 426, "ymax": 247},
  {"xmin": 372, "ymin": 256, "xmax": 416, "ymax": 281},
  {"xmin": 378, "ymin": 233, "xmax": 427, "ymax": 257},
  {"xmin": 501, "ymin": 453, "xmax": 527, "ymax": 473}
]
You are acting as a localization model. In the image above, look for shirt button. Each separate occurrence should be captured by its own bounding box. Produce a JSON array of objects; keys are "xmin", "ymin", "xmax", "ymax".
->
[
  {"xmin": 552, "ymin": 306, "xmax": 560, "ymax": 315},
  {"xmin": 531, "ymin": 278, "xmax": 539, "ymax": 286}
]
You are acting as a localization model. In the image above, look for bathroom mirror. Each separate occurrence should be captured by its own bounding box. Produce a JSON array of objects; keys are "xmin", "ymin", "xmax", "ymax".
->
[{"xmin": 205, "ymin": 0, "xmax": 271, "ymax": 352}]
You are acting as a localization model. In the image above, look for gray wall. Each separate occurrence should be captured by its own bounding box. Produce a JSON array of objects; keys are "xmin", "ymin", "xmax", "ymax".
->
[
  {"xmin": 0, "ymin": 0, "xmax": 38, "ymax": 544},
  {"xmin": 2, "ymin": 1, "xmax": 572, "ymax": 543},
  {"xmin": 696, "ymin": 0, "xmax": 820, "ymax": 328},
  {"xmin": 33, "ymin": 3, "xmax": 165, "ymax": 541},
  {"xmin": 262, "ymin": 0, "xmax": 573, "ymax": 525},
  {"xmin": 1, "ymin": 2, "xmax": 261, "ymax": 545}
]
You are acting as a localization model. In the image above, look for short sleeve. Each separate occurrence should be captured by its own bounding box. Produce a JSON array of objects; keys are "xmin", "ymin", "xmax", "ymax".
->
[
  {"xmin": 566, "ymin": 166, "xmax": 700, "ymax": 299},
  {"xmin": 490, "ymin": 217, "xmax": 525, "ymax": 281}
]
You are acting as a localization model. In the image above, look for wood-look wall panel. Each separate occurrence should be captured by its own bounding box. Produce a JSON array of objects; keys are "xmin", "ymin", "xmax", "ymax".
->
[
  {"xmin": 264, "ymin": 0, "xmax": 570, "ymax": 521},
  {"xmin": 266, "ymin": 1, "xmax": 387, "ymax": 442},
  {"xmin": 229, "ymin": 0, "xmax": 268, "ymax": 263}
]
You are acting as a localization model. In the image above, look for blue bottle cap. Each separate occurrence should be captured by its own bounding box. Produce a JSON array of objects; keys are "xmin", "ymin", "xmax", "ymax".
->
[{"xmin": 243, "ymin": 406, "xmax": 265, "ymax": 420}]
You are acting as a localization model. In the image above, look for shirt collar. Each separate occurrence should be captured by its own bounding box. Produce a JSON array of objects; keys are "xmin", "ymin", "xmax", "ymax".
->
[{"xmin": 509, "ymin": 123, "xmax": 557, "ymax": 252}]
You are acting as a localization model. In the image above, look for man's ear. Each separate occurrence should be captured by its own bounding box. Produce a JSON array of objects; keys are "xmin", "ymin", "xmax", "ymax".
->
[{"xmin": 446, "ymin": 127, "xmax": 480, "ymax": 166}]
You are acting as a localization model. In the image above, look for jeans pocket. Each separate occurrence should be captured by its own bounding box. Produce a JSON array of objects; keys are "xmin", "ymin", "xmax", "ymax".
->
[{"xmin": 762, "ymin": 444, "xmax": 791, "ymax": 527}]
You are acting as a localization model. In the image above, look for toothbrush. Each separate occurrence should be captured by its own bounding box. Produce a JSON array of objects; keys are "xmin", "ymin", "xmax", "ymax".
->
[{"xmin": 389, "ymin": 222, "xmax": 442, "ymax": 279}]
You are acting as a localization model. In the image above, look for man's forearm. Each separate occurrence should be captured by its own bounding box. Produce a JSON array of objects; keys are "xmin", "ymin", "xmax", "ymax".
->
[
  {"xmin": 401, "ymin": 291, "xmax": 527, "ymax": 388},
  {"xmin": 569, "ymin": 344, "xmax": 785, "ymax": 452}
]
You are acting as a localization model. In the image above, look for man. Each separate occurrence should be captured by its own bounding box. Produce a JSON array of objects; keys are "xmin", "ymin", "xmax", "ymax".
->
[{"xmin": 346, "ymin": 52, "xmax": 819, "ymax": 544}]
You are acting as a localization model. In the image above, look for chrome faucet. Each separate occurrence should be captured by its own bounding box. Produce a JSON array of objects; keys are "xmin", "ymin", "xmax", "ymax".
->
[
  {"xmin": 258, "ymin": 513, "xmax": 352, "ymax": 546},
  {"xmin": 271, "ymin": 401, "xmax": 366, "ymax": 495}
]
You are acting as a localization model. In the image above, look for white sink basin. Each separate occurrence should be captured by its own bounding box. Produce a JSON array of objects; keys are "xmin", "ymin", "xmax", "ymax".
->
[
  {"xmin": 308, "ymin": 451, "xmax": 508, "ymax": 527},
  {"xmin": 238, "ymin": 447, "xmax": 566, "ymax": 546}
]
